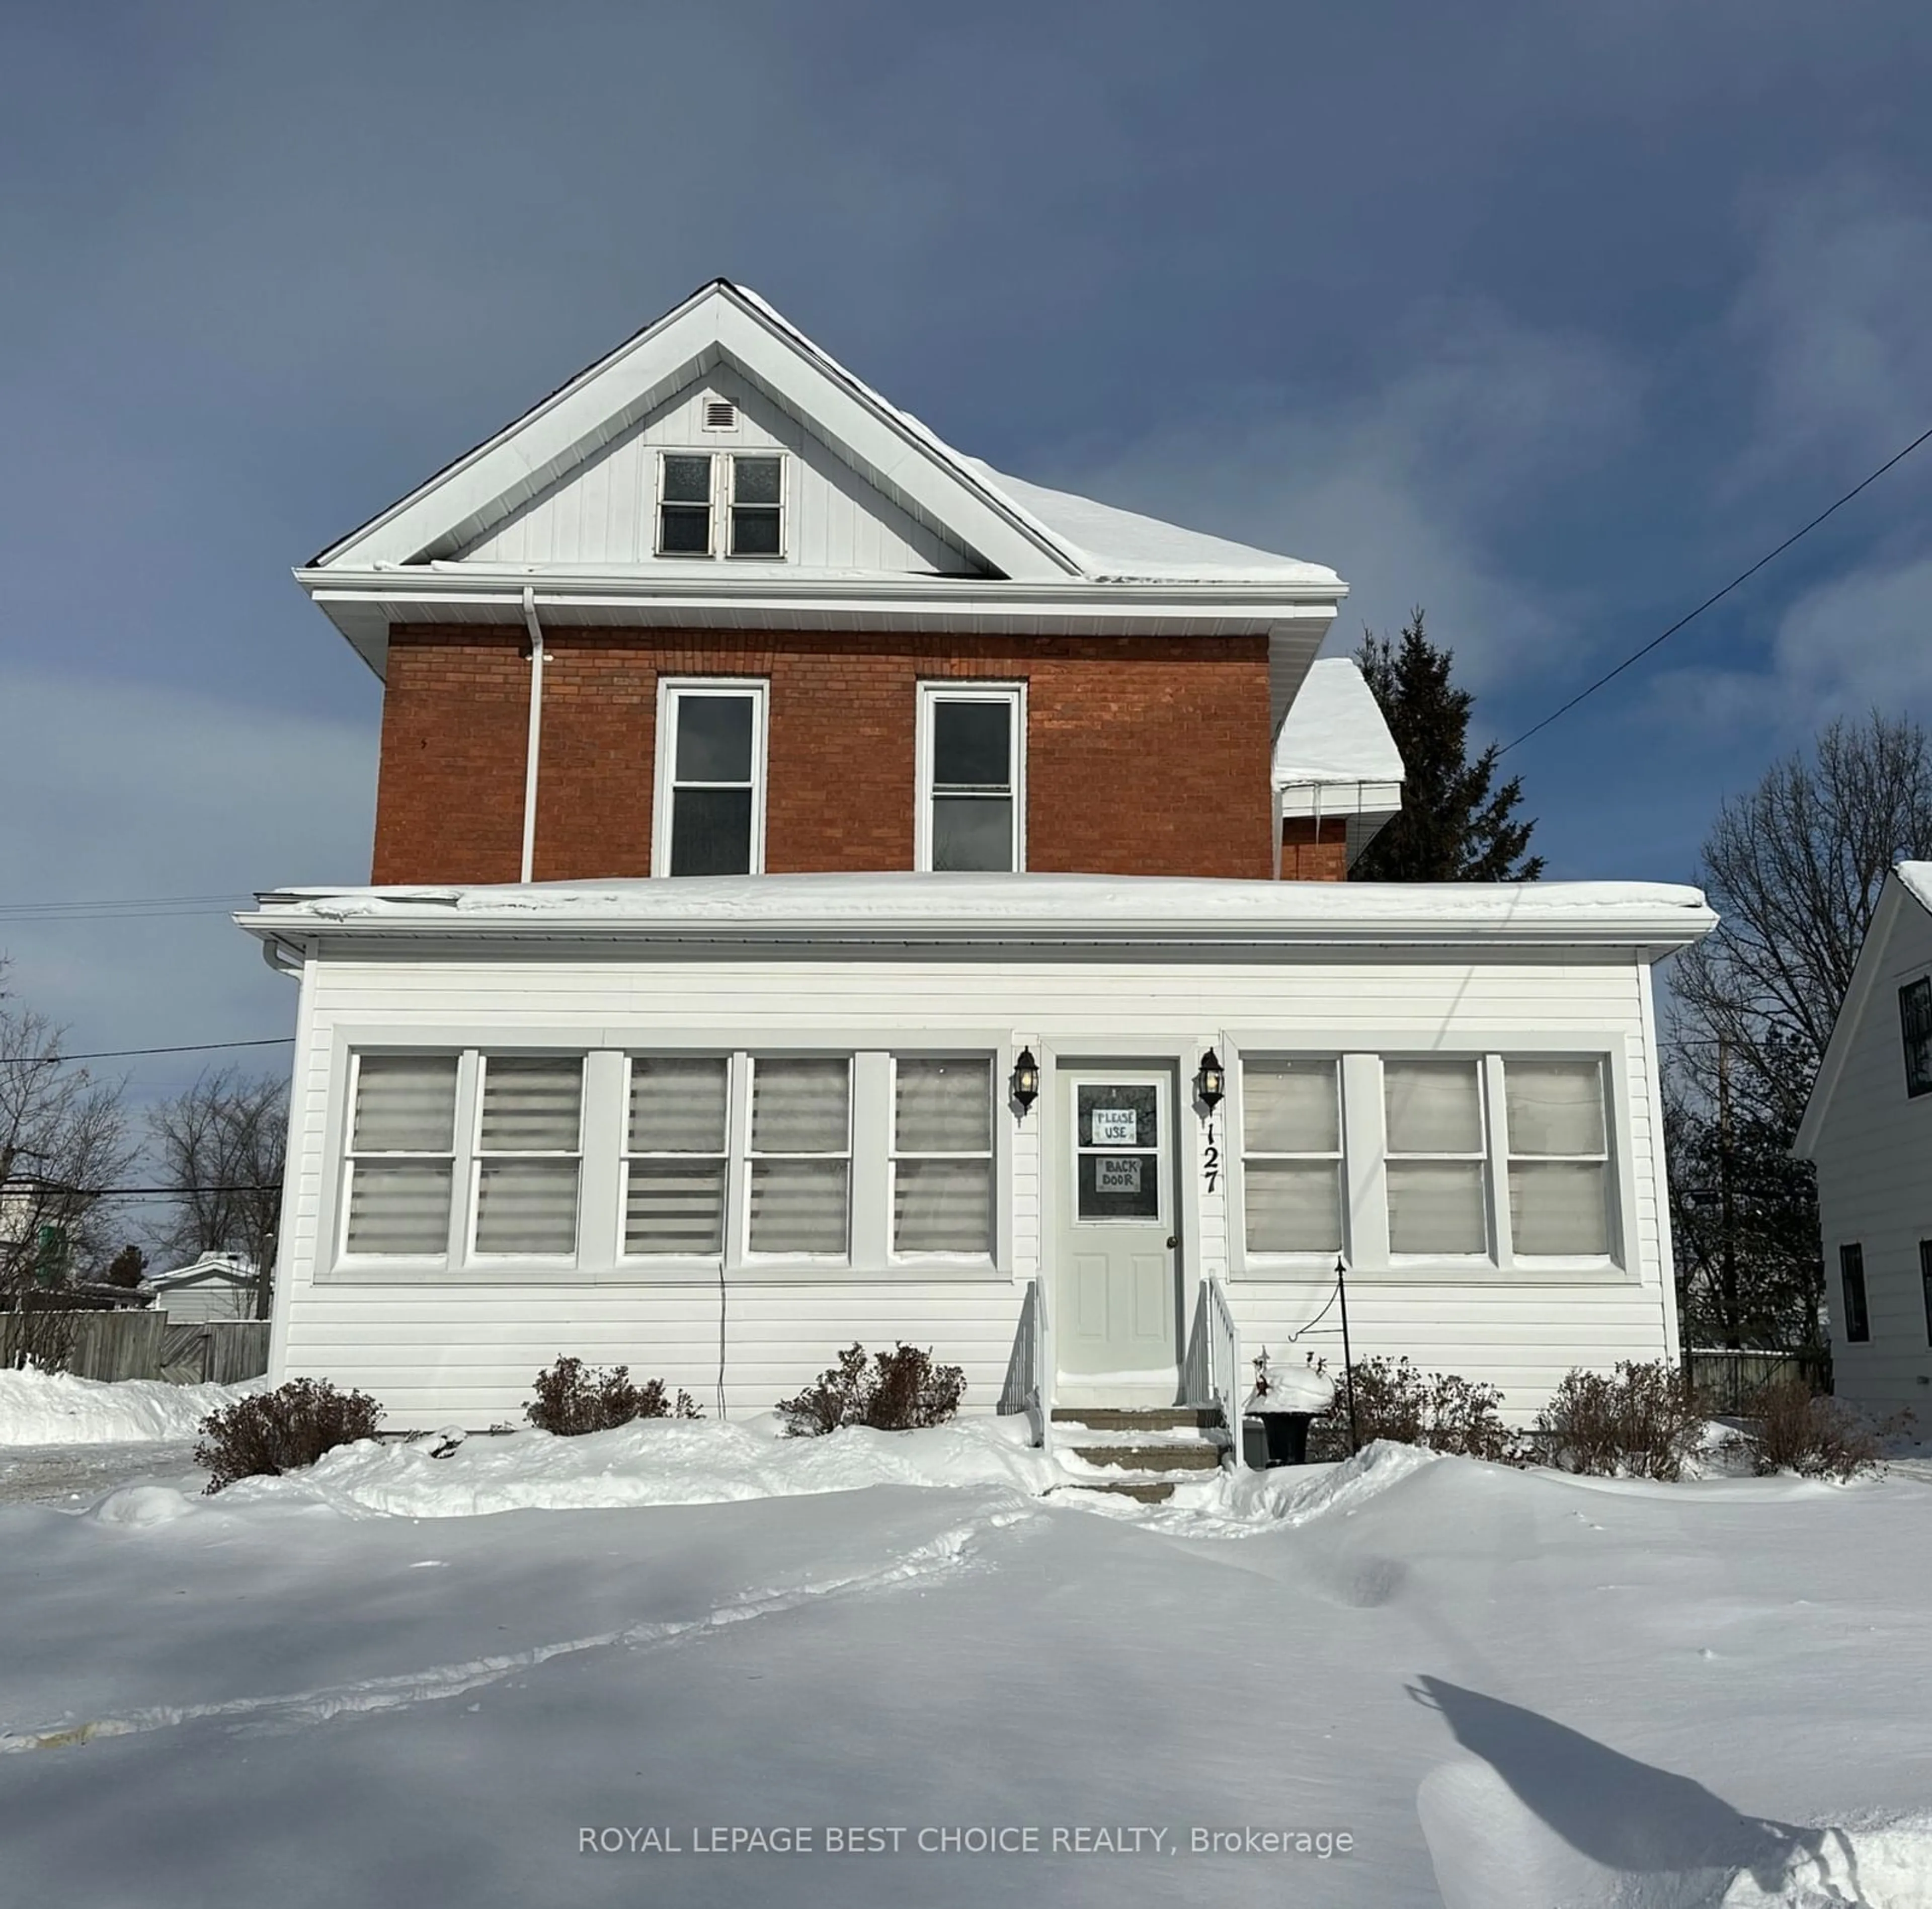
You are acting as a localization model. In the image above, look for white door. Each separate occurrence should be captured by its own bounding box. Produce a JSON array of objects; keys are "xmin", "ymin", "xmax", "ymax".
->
[{"xmin": 1054, "ymin": 1068, "xmax": 1181, "ymax": 1406}]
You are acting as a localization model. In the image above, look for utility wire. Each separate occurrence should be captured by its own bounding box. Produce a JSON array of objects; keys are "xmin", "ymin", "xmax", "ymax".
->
[
  {"xmin": 1499, "ymin": 420, "xmax": 1932, "ymax": 757},
  {"xmin": 0, "ymin": 1037, "xmax": 294, "ymax": 1067}
]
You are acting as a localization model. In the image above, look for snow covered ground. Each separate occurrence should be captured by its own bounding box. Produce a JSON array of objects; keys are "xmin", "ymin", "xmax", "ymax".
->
[{"xmin": 0, "ymin": 1387, "xmax": 1928, "ymax": 1906}]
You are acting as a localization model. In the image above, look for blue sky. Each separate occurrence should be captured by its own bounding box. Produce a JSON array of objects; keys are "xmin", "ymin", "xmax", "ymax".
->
[{"xmin": 5, "ymin": 3, "xmax": 1932, "ymax": 1107}]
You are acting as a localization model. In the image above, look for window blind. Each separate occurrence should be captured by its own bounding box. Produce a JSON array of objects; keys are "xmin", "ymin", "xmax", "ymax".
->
[
  {"xmin": 1505, "ymin": 1059, "xmax": 1608, "ymax": 1255},
  {"xmin": 344, "ymin": 1054, "xmax": 458, "ymax": 1256},
  {"xmin": 1385, "ymin": 1060, "xmax": 1486, "ymax": 1253},
  {"xmin": 749, "ymin": 1058, "xmax": 849, "ymax": 1255},
  {"xmin": 1242, "ymin": 1059, "xmax": 1342, "ymax": 1254},
  {"xmin": 474, "ymin": 1057, "xmax": 582, "ymax": 1256},
  {"xmin": 625, "ymin": 1056, "xmax": 728, "ymax": 1256},
  {"xmin": 893, "ymin": 1058, "xmax": 992, "ymax": 1254}
]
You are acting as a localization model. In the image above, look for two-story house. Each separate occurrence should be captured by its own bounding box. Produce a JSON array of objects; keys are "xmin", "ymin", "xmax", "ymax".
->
[
  {"xmin": 1795, "ymin": 862, "xmax": 1932, "ymax": 1418},
  {"xmin": 242, "ymin": 279, "xmax": 1713, "ymax": 1450}
]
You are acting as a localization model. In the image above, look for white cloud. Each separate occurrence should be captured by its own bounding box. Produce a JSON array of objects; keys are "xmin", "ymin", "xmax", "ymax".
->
[
  {"xmin": 0, "ymin": 670, "xmax": 374, "ymax": 1092},
  {"xmin": 1031, "ymin": 303, "xmax": 1641, "ymax": 689}
]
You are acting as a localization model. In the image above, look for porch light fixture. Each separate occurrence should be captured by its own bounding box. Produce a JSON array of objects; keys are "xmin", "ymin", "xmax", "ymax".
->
[
  {"xmin": 1197, "ymin": 1048, "xmax": 1226, "ymax": 1109},
  {"xmin": 1011, "ymin": 1047, "xmax": 1040, "ymax": 1111}
]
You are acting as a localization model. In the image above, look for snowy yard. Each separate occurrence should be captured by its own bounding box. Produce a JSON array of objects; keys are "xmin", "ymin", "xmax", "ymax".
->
[{"xmin": 0, "ymin": 1377, "xmax": 1928, "ymax": 1906}]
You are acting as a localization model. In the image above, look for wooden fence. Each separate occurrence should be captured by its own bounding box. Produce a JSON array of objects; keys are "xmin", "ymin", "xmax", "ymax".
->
[
  {"xmin": 1685, "ymin": 1347, "xmax": 1830, "ymax": 1415},
  {"xmin": 0, "ymin": 1313, "xmax": 270, "ymax": 1387}
]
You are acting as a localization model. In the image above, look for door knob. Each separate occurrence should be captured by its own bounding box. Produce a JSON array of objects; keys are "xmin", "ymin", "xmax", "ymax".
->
[{"xmin": 1166, "ymin": 1235, "xmax": 1178, "ymax": 1249}]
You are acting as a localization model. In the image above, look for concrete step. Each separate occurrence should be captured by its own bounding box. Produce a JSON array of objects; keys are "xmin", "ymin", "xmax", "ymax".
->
[
  {"xmin": 1068, "ymin": 1441, "xmax": 1224, "ymax": 1474},
  {"xmin": 1051, "ymin": 1478, "xmax": 1177, "ymax": 1504},
  {"xmin": 1051, "ymin": 1406, "xmax": 1224, "ymax": 1432}
]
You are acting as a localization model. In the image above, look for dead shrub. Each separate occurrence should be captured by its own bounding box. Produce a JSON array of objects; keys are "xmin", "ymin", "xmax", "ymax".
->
[
  {"xmin": 1747, "ymin": 1376, "xmax": 1903, "ymax": 1479},
  {"xmin": 1535, "ymin": 1360, "xmax": 1703, "ymax": 1480},
  {"xmin": 196, "ymin": 1378, "xmax": 384, "ymax": 1493},
  {"xmin": 777, "ymin": 1342, "xmax": 966, "ymax": 1437},
  {"xmin": 525, "ymin": 1355, "xmax": 701, "ymax": 1436},
  {"xmin": 1316, "ymin": 1356, "xmax": 1511, "ymax": 1461}
]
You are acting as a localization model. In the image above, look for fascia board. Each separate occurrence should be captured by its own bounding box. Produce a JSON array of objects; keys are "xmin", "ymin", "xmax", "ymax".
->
[
  {"xmin": 311, "ymin": 285, "xmax": 1075, "ymax": 582},
  {"xmin": 1794, "ymin": 873, "xmax": 1912, "ymax": 1156}
]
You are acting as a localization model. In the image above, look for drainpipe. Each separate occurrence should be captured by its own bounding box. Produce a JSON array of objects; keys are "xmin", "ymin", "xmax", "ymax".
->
[{"xmin": 520, "ymin": 585, "xmax": 545, "ymax": 884}]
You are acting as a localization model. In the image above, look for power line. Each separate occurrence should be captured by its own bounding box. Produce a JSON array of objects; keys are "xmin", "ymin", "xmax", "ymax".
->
[
  {"xmin": 1499, "ymin": 420, "xmax": 1932, "ymax": 757},
  {"xmin": 0, "ymin": 892, "xmax": 251, "ymax": 924},
  {"xmin": 0, "ymin": 1037, "xmax": 294, "ymax": 1067}
]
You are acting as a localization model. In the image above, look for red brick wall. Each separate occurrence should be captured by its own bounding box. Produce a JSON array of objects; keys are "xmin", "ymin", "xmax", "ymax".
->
[
  {"xmin": 1280, "ymin": 818, "xmax": 1349, "ymax": 883},
  {"xmin": 371, "ymin": 626, "xmax": 1276, "ymax": 884}
]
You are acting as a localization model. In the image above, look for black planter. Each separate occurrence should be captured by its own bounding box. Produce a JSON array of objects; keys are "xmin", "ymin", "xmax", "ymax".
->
[{"xmin": 1256, "ymin": 1411, "xmax": 1313, "ymax": 1467}]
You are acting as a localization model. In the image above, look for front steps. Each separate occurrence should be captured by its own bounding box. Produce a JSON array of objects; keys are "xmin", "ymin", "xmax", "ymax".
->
[{"xmin": 1049, "ymin": 1407, "xmax": 1229, "ymax": 1504}]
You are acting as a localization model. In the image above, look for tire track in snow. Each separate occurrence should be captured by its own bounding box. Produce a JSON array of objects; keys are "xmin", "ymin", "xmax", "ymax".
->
[{"xmin": 2, "ymin": 1512, "xmax": 1023, "ymax": 1756}]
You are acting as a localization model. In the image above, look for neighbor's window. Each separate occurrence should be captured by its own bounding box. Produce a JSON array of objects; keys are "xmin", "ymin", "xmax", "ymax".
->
[
  {"xmin": 1901, "ymin": 978, "xmax": 1932, "ymax": 1097},
  {"xmin": 656, "ymin": 681, "xmax": 766, "ymax": 877},
  {"xmin": 918, "ymin": 685, "xmax": 1023, "ymax": 872},
  {"xmin": 728, "ymin": 455, "xmax": 783, "ymax": 556},
  {"xmin": 343, "ymin": 1053, "xmax": 458, "ymax": 1256},
  {"xmin": 1384, "ymin": 1059, "xmax": 1487, "ymax": 1255},
  {"xmin": 1504, "ymin": 1058, "xmax": 1611, "ymax": 1255},
  {"xmin": 658, "ymin": 452, "xmax": 714, "ymax": 554},
  {"xmin": 472, "ymin": 1056, "xmax": 583, "ymax": 1256},
  {"xmin": 1840, "ymin": 1243, "xmax": 1870, "ymax": 1343},
  {"xmin": 747, "ymin": 1058, "xmax": 851, "ymax": 1257},
  {"xmin": 892, "ymin": 1057, "xmax": 994, "ymax": 1256},
  {"xmin": 1241, "ymin": 1058, "xmax": 1343, "ymax": 1255},
  {"xmin": 624, "ymin": 1056, "xmax": 730, "ymax": 1256},
  {"xmin": 1921, "ymin": 1240, "xmax": 1932, "ymax": 1347}
]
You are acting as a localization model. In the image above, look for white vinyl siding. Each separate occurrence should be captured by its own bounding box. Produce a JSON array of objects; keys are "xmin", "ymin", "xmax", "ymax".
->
[
  {"xmin": 1240, "ymin": 1059, "xmax": 1342, "ymax": 1256},
  {"xmin": 342, "ymin": 1054, "xmax": 459, "ymax": 1257},
  {"xmin": 892, "ymin": 1057, "xmax": 994, "ymax": 1257},
  {"xmin": 1385, "ymin": 1059, "xmax": 1488, "ymax": 1256}
]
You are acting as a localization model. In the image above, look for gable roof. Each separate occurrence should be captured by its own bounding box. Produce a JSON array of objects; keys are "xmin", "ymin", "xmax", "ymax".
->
[
  {"xmin": 298, "ymin": 279, "xmax": 1346, "ymax": 681},
  {"xmin": 149, "ymin": 1251, "xmax": 257, "ymax": 1290},
  {"xmin": 1794, "ymin": 864, "xmax": 1931, "ymax": 1156},
  {"xmin": 1271, "ymin": 658, "xmax": 1404, "ymax": 788}
]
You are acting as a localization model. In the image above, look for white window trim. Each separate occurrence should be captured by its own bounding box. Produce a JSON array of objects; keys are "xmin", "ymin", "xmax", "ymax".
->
[
  {"xmin": 1384, "ymin": 1055, "xmax": 1494, "ymax": 1264},
  {"xmin": 1500, "ymin": 1054, "xmax": 1615, "ymax": 1265},
  {"xmin": 725, "ymin": 451, "xmax": 788, "ymax": 561},
  {"xmin": 888, "ymin": 1053, "xmax": 998, "ymax": 1266},
  {"xmin": 742, "ymin": 1054, "xmax": 854, "ymax": 1267},
  {"xmin": 914, "ymin": 681, "xmax": 1027, "ymax": 873},
  {"xmin": 651, "ymin": 677, "xmax": 770, "ymax": 878},
  {"xmin": 1235, "ymin": 1054, "xmax": 1347, "ymax": 1268},
  {"xmin": 655, "ymin": 449, "xmax": 720, "ymax": 558},
  {"xmin": 466, "ymin": 1053, "xmax": 585, "ymax": 1264},
  {"xmin": 1226, "ymin": 1044, "xmax": 1634, "ymax": 1284},
  {"xmin": 335, "ymin": 1049, "xmax": 465, "ymax": 1268}
]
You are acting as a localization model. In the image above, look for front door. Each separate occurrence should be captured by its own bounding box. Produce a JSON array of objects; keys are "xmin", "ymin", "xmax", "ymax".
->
[{"xmin": 1054, "ymin": 1068, "xmax": 1181, "ymax": 1406}]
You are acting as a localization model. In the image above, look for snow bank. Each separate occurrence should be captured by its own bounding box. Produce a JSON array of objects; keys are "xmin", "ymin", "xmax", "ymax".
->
[
  {"xmin": 0, "ymin": 1367, "xmax": 257, "ymax": 1446},
  {"xmin": 221, "ymin": 1412, "xmax": 1062, "ymax": 1518}
]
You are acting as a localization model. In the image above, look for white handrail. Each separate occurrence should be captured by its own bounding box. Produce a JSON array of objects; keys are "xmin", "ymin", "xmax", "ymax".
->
[
  {"xmin": 1206, "ymin": 1274, "xmax": 1242, "ymax": 1471},
  {"xmin": 997, "ymin": 1277, "xmax": 1053, "ymax": 1453}
]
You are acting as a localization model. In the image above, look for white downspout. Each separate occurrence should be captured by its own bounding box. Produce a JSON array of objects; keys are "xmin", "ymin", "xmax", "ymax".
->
[{"xmin": 520, "ymin": 585, "xmax": 545, "ymax": 885}]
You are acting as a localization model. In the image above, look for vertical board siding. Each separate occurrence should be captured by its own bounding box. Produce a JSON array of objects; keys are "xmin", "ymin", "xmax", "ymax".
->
[
  {"xmin": 1810, "ymin": 894, "xmax": 1932, "ymax": 1413},
  {"xmin": 279, "ymin": 944, "xmax": 1673, "ymax": 1428},
  {"xmin": 458, "ymin": 379, "xmax": 974, "ymax": 574}
]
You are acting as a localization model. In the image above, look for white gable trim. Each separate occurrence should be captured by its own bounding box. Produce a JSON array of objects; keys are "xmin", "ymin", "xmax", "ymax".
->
[
  {"xmin": 1794, "ymin": 871, "xmax": 1922, "ymax": 1157},
  {"xmin": 311, "ymin": 281, "xmax": 1078, "ymax": 583}
]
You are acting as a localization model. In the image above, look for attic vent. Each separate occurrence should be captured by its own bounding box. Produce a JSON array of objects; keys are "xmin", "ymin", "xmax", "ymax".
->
[{"xmin": 702, "ymin": 399, "xmax": 739, "ymax": 432}]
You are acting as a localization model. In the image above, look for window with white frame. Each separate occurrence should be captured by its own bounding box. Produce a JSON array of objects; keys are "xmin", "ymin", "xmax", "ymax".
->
[
  {"xmin": 917, "ymin": 685, "xmax": 1023, "ymax": 872},
  {"xmin": 656, "ymin": 681, "xmax": 766, "ymax": 877},
  {"xmin": 1241, "ymin": 1058, "xmax": 1343, "ymax": 1255},
  {"xmin": 1383, "ymin": 1058, "xmax": 1488, "ymax": 1255},
  {"xmin": 624, "ymin": 1056, "xmax": 729, "ymax": 1255},
  {"xmin": 747, "ymin": 1057, "xmax": 851, "ymax": 1257},
  {"xmin": 472, "ymin": 1056, "xmax": 583, "ymax": 1256},
  {"xmin": 1504, "ymin": 1058, "xmax": 1611, "ymax": 1255},
  {"xmin": 342, "ymin": 1053, "xmax": 459, "ymax": 1256},
  {"xmin": 656, "ymin": 451, "xmax": 787, "ymax": 559},
  {"xmin": 891, "ymin": 1056, "xmax": 994, "ymax": 1256}
]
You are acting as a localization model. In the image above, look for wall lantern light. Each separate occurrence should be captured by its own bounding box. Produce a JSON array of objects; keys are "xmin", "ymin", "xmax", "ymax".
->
[
  {"xmin": 1011, "ymin": 1047, "xmax": 1041, "ymax": 1111},
  {"xmin": 1197, "ymin": 1048, "xmax": 1226, "ymax": 1109}
]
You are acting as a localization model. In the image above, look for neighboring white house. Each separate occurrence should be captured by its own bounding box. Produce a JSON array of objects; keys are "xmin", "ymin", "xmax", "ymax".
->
[
  {"xmin": 1794, "ymin": 862, "xmax": 1932, "ymax": 1417},
  {"xmin": 241, "ymin": 277, "xmax": 1715, "ymax": 1440},
  {"xmin": 148, "ymin": 1252, "xmax": 260, "ymax": 1324}
]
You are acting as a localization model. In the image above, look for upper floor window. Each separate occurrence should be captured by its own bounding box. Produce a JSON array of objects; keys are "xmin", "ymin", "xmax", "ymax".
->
[
  {"xmin": 1901, "ymin": 977, "xmax": 1932, "ymax": 1097},
  {"xmin": 917, "ymin": 684, "xmax": 1024, "ymax": 872},
  {"xmin": 656, "ymin": 451, "xmax": 786, "ymax": 559},
  {"xmin": 654, "ymin": 680, "xmax": 767, "ymax": 878}
]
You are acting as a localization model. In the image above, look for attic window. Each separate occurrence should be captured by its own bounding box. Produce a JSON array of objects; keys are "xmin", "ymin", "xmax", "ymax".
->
[
  {"xmin": 657, "ymin": 451, "xmax": 786, "ymax": 559},
  {"xmin": 702, "ymin": 399, "xmax": 740, "ymax": 432}
]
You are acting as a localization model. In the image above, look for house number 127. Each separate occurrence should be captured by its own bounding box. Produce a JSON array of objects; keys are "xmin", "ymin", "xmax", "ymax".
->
[{"xmin": 1202, "ymin": 1120, "xmax": 1220, "ymax": 1194}]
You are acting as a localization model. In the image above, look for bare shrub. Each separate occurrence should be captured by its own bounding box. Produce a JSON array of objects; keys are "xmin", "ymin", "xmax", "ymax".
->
[
  {"xmin": 197, "ymin": 1378, "xmax": 384, "ymax": 1492},
  {"xmin": 524, "ymin": 1355, "xmax": 701, "ymax": 1436},
  {"xmin": 1535, "ymin": 1360, "xmax": 1704, "ymax": 1480},
  {"xmin": 1318, "ymin": 1356, "xmax": 1511, "ymax": 1461},
  {"xmin": 777, "ymin": 1342, "xmax": 966, "ymax": 1437},
  {"xmin": 1748, "ymin": 1377, "xmax": 1904, "ymax": 1479}
]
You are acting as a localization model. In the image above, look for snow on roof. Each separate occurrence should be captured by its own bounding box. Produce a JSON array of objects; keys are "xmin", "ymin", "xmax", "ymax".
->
[
  {"xmin": 150, "ymin": 1252, "xmax": 257, "ymax": 1289},
  {"xmin": 1896, "ymin": 862, "xmax": 1932, "ymax": 914},
  {"xmin": 957, "ymin": 458, "xmax": 1340, "ymax": 588},
  {"xmin": 1272, "ymin": 658, "xmax": 1405, "ymax": 788},
  {"xmin": 241, "ymin": 872, "xmax": 1713, "ymax": 952}
]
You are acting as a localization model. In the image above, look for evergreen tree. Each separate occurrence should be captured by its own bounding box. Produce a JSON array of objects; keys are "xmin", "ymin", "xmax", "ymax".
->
[{"xmin": 1351, "ymin": 609, "xmax": 1544, "ymax": 881}]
